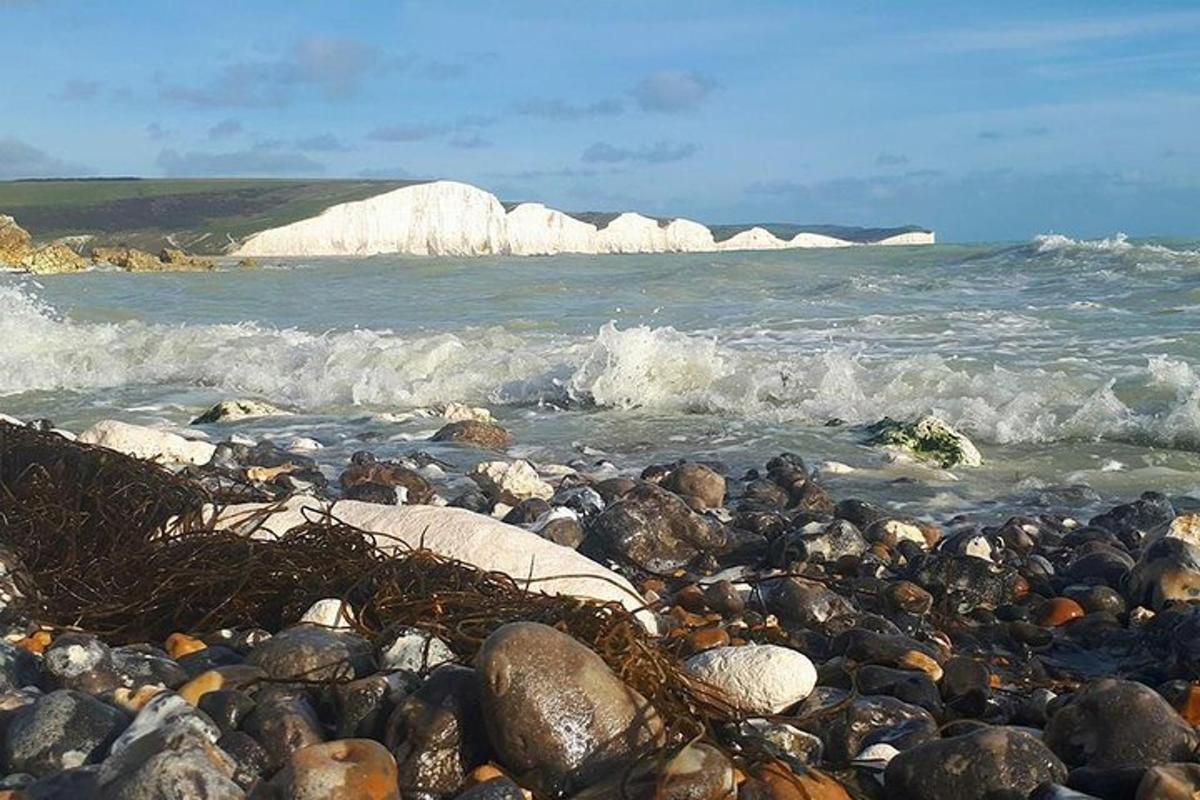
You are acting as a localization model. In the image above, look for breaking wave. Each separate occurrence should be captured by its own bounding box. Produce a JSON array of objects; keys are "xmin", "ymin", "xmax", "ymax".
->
[{"xmin": 3, "ymin": 282, "xmax": 1199, "ymax": 452}]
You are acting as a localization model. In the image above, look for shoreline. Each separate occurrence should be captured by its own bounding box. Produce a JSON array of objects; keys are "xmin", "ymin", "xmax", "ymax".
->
[{"xmin": 1, "ymin": 409, "xmax": 1198, "ymax": 797}]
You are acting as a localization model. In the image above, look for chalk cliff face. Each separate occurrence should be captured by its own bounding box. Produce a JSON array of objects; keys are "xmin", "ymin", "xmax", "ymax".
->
[
  {"xmin": 234, "ymin": 179, "xmax": 932, "ymax": 257},
  {"xmin": 237, "ymin": 181, "xmax": 508, "ymax": 257}
]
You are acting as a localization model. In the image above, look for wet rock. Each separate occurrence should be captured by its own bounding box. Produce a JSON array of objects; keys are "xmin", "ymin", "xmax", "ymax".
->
[
  {"xmin": 431, "ymin": 421, "xmax": 513, "ymax": 450},
  {"xmin": 585, "ymin": 483, "xmax": 726, "ymax": 572},
  {"xmin": 727, "ymin": 719, "xmax": 824, "ymax": 768},
  {"xmin": 455, "ymin": 774, "xmax": 524, "ymax": 799},
  {"xmin": 551, "ymin": 485, "xmax": 605, "ymax": 517},
  {"xmin": 198, "ymin": 690, "xmax": 257, "ymax": 735},
  {"xmin": 751, "ymin": 761, "xmax": 852, "ymax": 800},
  {"xmin": 217, "ymin": 731, "xmax": 271, "ymax": 790},
  {"xmin": 879, "ymin": 581, "xmax": 934, "ymax": 616},
  {"xmin": 178, "ymin": 665, "xmax": 264, "ymax": 706},
  {"xmin": 0, "ymin": 641, "xmax": 43, "ymax": 692},
  {"xmin": 476, "ymin": 622, "xmax": 664, "ymax": 794},
  {"xmin": 661, "ymin": 463, "xmax": 727, "ymax": 510},
  {"xmin": 23, "ymin": 243, "xmax": 88, "ymax": 274},
  {"xmin": 767, "ymin": 577, "xmax": 855, "ymax": 630},
  {"xmin": 191, "ymin": 399, "xmax": 287, "ymax": 425},
  {"xmin": 341, "ymin": 454, "xmax": 434, "ymax": 504},
  {"xmin": 907, "ymin": 552, "xmax": 1023, "ymax": 613},
  {"xmin": 568, "ymin": 741, "xmax": 735, "ymax": 800},
  {"xmin": 43, "ymin": 632, "xmax": 125, "ymax": 694},
  {"xmin": 793, "ymin": 519, "xmax": 868, "ymax": 562},
  {"xmin": 110, "ymin": 691, "xmax": 221, "ymax": 755},
  {"xmin": 684, "ymin": 645, "xmax": 816, "ymax": 715},
  {"xmin": 241, "ymin": 692, "xmax": 325, "ymax": 773},
  {"xmin": 884, "ymin": 726, "xmax": 1067, "ymax": 800},
  {"xmin": 1127, "ymin": 536, "xmax": 1200, "ymax": 609},
  {"xmin": 111, "ymin": 645, "xmax": 190, "ymax": 689},
  {"xmin": 1044, "ymin": 678, "xmax": 1200, "ymax": 769},
  {"xmin": 532, "ymin": 512, "xmax": 586, "ymax": 549},
  {"xmin": 1135, "ymin": 762, "xmax": 1200, "ymax": 800},
  {"xmin": 1036, "ymin": 597, "xmax": 1086, "ymax": 627},
  {"xmin": 854, "ymin": 665, "xmax": 942, "ymax": 715},
  {"xmin": 21, "ymin": 766, "xmax": 102, "ymax": 799},
  {"xmin": 703, "ymin": 580, "xmax": 745, "ymax": 616},
  {"xmin": 379, "ymin": 627, "xmax": 456, "ymax": 676},
  {"xmin": 269, "ymin": 739, "xmax": 400, "ymax": 800},
  {"xmin": 96, "ymin": 726, "xmax": 243, "ymax": 799},
  {"xmin": 1090, "ymin": 491, "xmax": 1175, "ymax": 548},
  {"xmin": 501, "ymin": 498, "xmax": 552, "ymax": 525},
  {"xmin": 248, "ymin": 625, "xmax": 373, "ymax": 682},
  {"xmin": 867, "ymin": 415, "xmax": 982, "ymax": 468},
  {"xmin": 2, "ymin": 689, "xmax": 128, "ymax": 777},
  {"xmin": 794, "ymin": 689, "xmax": 939, "ymax": 763},
  {"xmin": 834, "ymin": 629, "xmax": 943, "ymax": 681},
  {"xmin": 387, "ymin": 665, "xmax": 488, "ymax": 797}
]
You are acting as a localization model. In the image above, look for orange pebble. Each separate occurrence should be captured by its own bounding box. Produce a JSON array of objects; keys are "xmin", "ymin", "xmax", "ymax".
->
[
  {"xmin": 466, "ymin": 764, "xmax": 506, "ymax": 787},
  {"xmin": 1174, "ymin": 684, "xmax": 1200, "ymax": 726},
  {"xmin": 674, "ymin": 584, "xmax": 708, "ymax": 613},
  {"xmin": 755, "ymin": 761, "xmax": 853, "ymax": 800},
  {"xmin": 685, "ymin": 627, "xmax": 731, "ymax": 655},
  {"xmin": 166, "ymin": 632, "xmax": 207, "ymax": 659},
  {"xmin": 1036, "ymin": 597, "xmax": 1086, "ymax": 627},
  {"xmin": 16, "ymin": 630, "xmax": 52, "ymax": 654}
]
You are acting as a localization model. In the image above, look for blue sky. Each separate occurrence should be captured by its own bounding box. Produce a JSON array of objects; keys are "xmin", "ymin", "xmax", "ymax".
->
[{"xmin": 2, "ymin": 0, "xmax": 1198, "ymax": 240}]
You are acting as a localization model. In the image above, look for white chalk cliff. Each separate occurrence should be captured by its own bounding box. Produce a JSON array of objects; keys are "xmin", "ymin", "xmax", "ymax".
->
[{"xmin": 235, "ymin": 179, "xmax": 934, "ymax": 258}]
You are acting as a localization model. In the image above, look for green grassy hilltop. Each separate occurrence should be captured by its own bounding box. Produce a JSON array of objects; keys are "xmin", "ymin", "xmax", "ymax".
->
[{"xmin": 0, "ymin": 178, "xmax": 414, "ymax": 254}]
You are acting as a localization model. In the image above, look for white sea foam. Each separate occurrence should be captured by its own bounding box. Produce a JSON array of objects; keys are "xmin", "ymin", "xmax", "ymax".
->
[{"xmin": 3, "ymin": 282, "xmax": 1200, "ymax": 452}]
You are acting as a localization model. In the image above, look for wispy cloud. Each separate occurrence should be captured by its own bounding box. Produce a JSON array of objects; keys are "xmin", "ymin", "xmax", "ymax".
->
[
  {"xmin": 296, "ymin": 133, "xmax": 351, "ymax": 152},
  {"xmin": 367, "ymin": 124, "xmax": 449, "ymax": 143},
  {"xmin": 912, "ymin": 10, "xmax": 1200, "ymax": 53},
  {"xmin": 977, "ymin": 125, "xmax": 1050, "ymax": 142},
  {"xmin": 207, "ymin": 118, "xmax": 243, "ymax": 140},
  {"xmin": 0, "ymin": 137, "xmax": 93, "ymax": 178},
  {"xmin": 630, "ymin": 70, "xmax": 717, "ymax": 113},
  {"xmin": 161, "ymin": 36, "xmax": 383, "ymax": 107},
  {"xmin": 157, "ymin": 144, "xmax": 324, "ymax": 176},
  {"xmin": 449, "ymin": 132, "xmax": 492, "ymax": 149},
  {"xmin": 513, "ymin": 98, "xmax": 624, "ymax": 121},
  {"xmin": 53, "ymin": 79, "xmax": 102, "ymax": 101},
  {"xmin": 875, "ymin": 152, "xmax": 910, "ymax": 167},
  {"xmin": 581, "ymin": 140, "xmax": 698, "ymax": 164}
]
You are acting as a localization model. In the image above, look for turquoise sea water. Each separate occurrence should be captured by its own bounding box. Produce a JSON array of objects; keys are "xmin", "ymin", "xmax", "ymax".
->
[{"xmin": 3, "ymin": 232, "xmax": 1199, "ymax": 518}]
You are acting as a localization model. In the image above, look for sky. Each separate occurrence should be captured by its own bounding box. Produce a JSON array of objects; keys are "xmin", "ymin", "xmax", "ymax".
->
[{"xmin": 2, "ymin": 0, "xmax": 1198, "ymax": 241}]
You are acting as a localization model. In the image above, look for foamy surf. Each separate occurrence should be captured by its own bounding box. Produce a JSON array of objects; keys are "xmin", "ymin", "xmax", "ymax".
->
[{"xmin": 3, "ymin": 280, "xmax": 1200, "ymax": 453}]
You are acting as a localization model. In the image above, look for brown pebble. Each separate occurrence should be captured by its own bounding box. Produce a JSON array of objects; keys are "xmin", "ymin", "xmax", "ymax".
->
[
  {"xmin": 1173, "ymin": 684, "xmax": 1200, "ymax": 726},
  {"xmin": 166, "ymin": 632, "xmax": 207, "ymax": 659},
  {"xmin": 675, "ymin": 584, "xmax": 708, "ymax": 613},
  {"xmin": 703, "ymin": 580, "xmax": 745, "ymax": 616},
  {"xmin": 466, "ymin": 763, "xmax": 507, "ymax": 786},
  {"xmin": 1036, "ymin": 597, "xmax": 1086, "ymax": 627},
  {"xmin": 754, "ymin": 761, "xmax": 853, "ymax": 799},
  {"xmin": 897, "ymin": 650, "xmax": 943, "ymax": 682},
  {"xmin": 685, "ymin": 627, "xmax": 731, "ymax": 655},
  {"xmin": 16, "ymin": 630, "xmax": 52, "ymax": 654},
  {"xmin": 880, "ymin": 581, "xmax": 934, "ymax": 616}
]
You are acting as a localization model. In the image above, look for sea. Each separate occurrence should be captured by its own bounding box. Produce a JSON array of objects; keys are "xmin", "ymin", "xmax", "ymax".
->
[{"xmin": 3, "ymin": 232, "xmax": 1199, "ymax": 521}]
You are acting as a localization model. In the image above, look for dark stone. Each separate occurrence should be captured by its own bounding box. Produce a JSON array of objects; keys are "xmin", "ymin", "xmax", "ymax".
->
[
  {"xmin": 340, "ymin": 458, "xmax": 434, "ymax": 504},
  {"xmin": 854, "ymin": 665, "xmax": 942, "ymax": 715},
  {"xmin": 217, "ymin": 730, "xmax": 272, "ymax": 790},
  {"xmin": 794, "ymin": 689, "xmax": 938, "ymax": 763},
  {"xmin": 198, "ymin": 690, "xmax": 257, "ymax": 735},
  {"xmin": 95, "ymin": 726, "xmax": 242, "ymax": 799},
  {"xmin": 0, "ymin": 641, "xmax": 43, "ymax": 692},
  {"xmin": 111, "ymin": 646, "xmax": 190, "ymax": 689},
  {"xmin": 248, "ymin": 625, "xmax": 374, "ymax": 682},
  {"xmin": 241, "ymin": 692, "xmax": 325, "ymax": 773},
  {"xmin": 387, "ymin": 664, "xmax": 488, "ymax": 797},
  {"xmin": 343, "ymin": 483, "xmax": 401, "ymax": 504},
  {"xmin": 660, "ymin": 462, "xmax": 727, "ymax": 510},
  {"xmin": 502, "ymin": 498, "xmax": 552, "ymax": 525},
  {"xmin": 584, "ymin": 483, "xmax": 726, "ymax": 573},
  {"xmin": 476, "ymin": 622, "xmax": 664, "ymax": 795},
  {"xmin": 430, "ymin": 420, "xmax": 513, "ymax": 449},
  {"xmin": 536, "ymin": 516, "xmax": 586, "ymax": 549},
  {"xmin": 1089, "ymin": 491, "xmax": 1175, "ymax": 548},
  {"xmin": 176, "ymin": 645, "xmax": 245, "ymax": 678},
  {"xmin": 22, "ymin": 766, "xmax": 102, "ymax": 800},
  {"xmin": 1044, "ymin": 679, "xmax": 1200, "ymax": 769},
  {"xmin": 454, "ymin": 777, "xmax": 524, "ymax": 800},
  {"xmin": 332, "ymin": 675, "xmax": 394, "ymax": 740},
  {"xmin": 43, "ymin": 633, "xmax": 123, "ymax": 694},
  {"xmin": 449, "ymin": 489, "xmax": 491, "ymax": 514},
  {"xmin": 767, "ymin": 577, "xmax": 855, "ymax": 631},
  {"xmin": 884, "ymin": 726, "xmax": 1067, "ymax": 800},
  {"xmin": 2, "ymin": 689, "xmax": 128, "ymax": 777}
]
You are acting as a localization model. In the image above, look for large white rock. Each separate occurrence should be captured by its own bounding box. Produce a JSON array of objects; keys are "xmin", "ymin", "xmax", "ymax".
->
[
  {"xmin": 505, "ymin": 202, "xmax": 598, "ymax": 255},
  {"xmin": 663, "ymin": 218, "xmax": 717, "ymax": 252},
  {"xmin": 875, "ymin": 230, "xmax": 935, "ymax": 246},
  {"xmin": 469, "ymin": 459, "xmax": 554, "ymax": 504},
  {"xmin": 78, "ymin": 420, "xmax": 216, "ymax": 466},
  {"xmin": 236, "ymin": 180, "xmax": 509, "ymax": 257},
  {"xmin": 208, "ymin": 498, "xmax": 658, "ymax": 632},
  {"xmin": 684, "ymin": 644, "xmax": 816, "ymax": 714},
  {"xmin": 595, "ymin": 212, "xmax": 669, "ymax": 254},
  {"xmin": 717, "ymin": 227, "xmax": 789, "ymax": 251},
  {"xmin": 790, "ymin": 232, "xmax": 855, "ymax": 248}
]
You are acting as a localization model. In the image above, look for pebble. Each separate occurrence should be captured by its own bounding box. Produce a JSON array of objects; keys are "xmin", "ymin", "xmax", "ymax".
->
[
  {"xmin": 585, "ymin": 483, "xmax": 726, "ymax": 572},
  {"xmin": 95, "ymin": 726, "xmax": 243, "ymax": 799},
  {"xmin": 248, "ymin": 625, "xmax": 374, "ymax": 682},
  {"xmin": 884, "ymin": 726, "xmax": 1067, "ymax": 800},
  {"xmin": 1135, "ymin": 762, "xmax": 1200, "ymax": 800},
  {"xmin": 270, "ymin": 738, "xmax": 400, "ymax": 800},
  {"xmin": 1, "ymin": 689, "xmax": 128, "ymax": 776},
  {"xmin": 476, "ymin": 622, "xmax": 664, "ymax": 795},
  {"xmin": 109, "ymin": 691, "xmax": 221, "ymax": 755},
  {"xmin": 660, "ymin": 462, "xmax": 727, "ymax": 510},
  {"xmin": 377, "ymin": 626, "xmax": 456, "ymax": 674},
  {"xmin": 684, "ymin": 644, "xmax": 816, "ymax": 715},
  {"xmin": 241, "ymin": 691, "xmax": 325, "ymax": 772},
  {"xmin": 568, "ymin": 741, "xmax": 736, "ymax": 800},
  {"xmin": 298, "ymin": 598, "xmax": 357, "ymax": 629},
  {"xmin": 388, "ymin": 664, "xmax": 488, "ymax": 796},
  {"xmin": 1043, "ymin": 678, "xmax": 1200, "ymax": 769},
  {"xmin": 178, "ymin": 665, "xmax": 264, "ymax": 706},
  {"xmin": 469, "ymin": 460, "xmax": 554, "ymax": 505},
  {"xmin": 430, "ymin": 420, "xmax": 513, "ymax": 449}
]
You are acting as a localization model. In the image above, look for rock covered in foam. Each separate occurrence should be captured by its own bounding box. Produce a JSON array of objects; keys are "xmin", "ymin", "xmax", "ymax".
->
[{"xmin": 77, "ymin": 420, "xmax": 216, "ymax": 466}]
